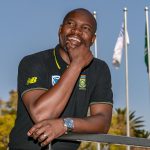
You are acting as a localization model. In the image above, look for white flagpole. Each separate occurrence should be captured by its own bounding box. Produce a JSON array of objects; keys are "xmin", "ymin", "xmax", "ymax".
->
[
  {"xmin": 93, "ymin": 11, "xmax": 98, "ymax": 58},
  {"xmin": 48, "ymin": 143, "xmax": 52, "ymax": 150},
  {"xmin": 145, "ymin": 7, "xmax": 150, "ymax": 83},
  {"xmin": 124, "ymin": 8, "xmax": 130, "ymax": 150},
  {"xmin": 93, "ymin": 11, "xmax": 100, "ymax": 150}
]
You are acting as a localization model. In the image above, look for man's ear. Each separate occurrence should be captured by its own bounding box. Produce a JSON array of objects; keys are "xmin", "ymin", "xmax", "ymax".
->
[
  {"xmin": 58, "ymin": 25, "xmax": 63, "ymax": 34},
  {"xmin": 91, "ymin": 34, "xmax": 96, "ymax": 45}
]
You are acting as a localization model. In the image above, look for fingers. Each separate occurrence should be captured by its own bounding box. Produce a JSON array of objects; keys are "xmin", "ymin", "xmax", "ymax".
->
[
  {"xmin": 65, "ymin": 38, "xmax": 87, "ymax": 50},
  {"xmin": 32, "ymin": 127, "xmax": 54, "ymax": 147},
  {"xmin": 31, "ymin": 126, "xmax": 46, "ymax": 140},
  {"xmin": 40, "ymin": 133, "xmax": 54, "ymax": 147},
  {"xmin": 27, "ymin": 119, "xmax": 66, "ymax": 147},
  {"xmin": 66, "ymin": 40, "xmax": 77, "ymax": 50},
  {"xmin": 27, "ymin": 122, "xmax": 43, "ymax": 136},
  {"xmin": 38, "ymin": 132, "xmax": 48, "ymax": 143},
  {"xmin": 36, "ymin": 125, "xmax": 52, "ymax": 142},
  {"xmin": 27, "ymin": 121, "xmax": 55, "ymax": 147}
]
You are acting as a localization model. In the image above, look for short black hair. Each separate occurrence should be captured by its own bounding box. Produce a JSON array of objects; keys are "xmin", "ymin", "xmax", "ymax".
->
[{"xmin": 63, "ymin": 8, "xmax": 97, "ymax": 33}]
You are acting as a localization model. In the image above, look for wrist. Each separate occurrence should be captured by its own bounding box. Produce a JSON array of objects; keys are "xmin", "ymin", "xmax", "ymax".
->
[
  {"xmin": 63, "ymin": 118, "xmax": 74, "ymax": 134},
  {"xmin": 69, "ymin": 62, "xmax": 82, "ymax": 72},
  {"xmin": 60, "ymin": 118, "xmax": 68, "ymax": 134}
]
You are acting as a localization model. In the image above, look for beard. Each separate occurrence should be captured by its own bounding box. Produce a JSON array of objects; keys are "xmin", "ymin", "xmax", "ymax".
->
[{"xmin": 59, "ymin": 34, "xmax": 83, "ymax": 52}]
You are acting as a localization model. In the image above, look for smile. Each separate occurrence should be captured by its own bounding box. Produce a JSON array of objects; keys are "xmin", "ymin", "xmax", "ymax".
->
[{"xmin": 68, "ymin": 36, "xmax": 81, "ymax": 43}]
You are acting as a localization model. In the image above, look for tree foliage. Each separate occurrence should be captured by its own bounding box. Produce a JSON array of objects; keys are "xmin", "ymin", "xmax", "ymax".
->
[
  {"xmin": 108, "ymin": 108, "xmax": 150, "ymax": 150},
  {"xmin": 0, "ymin": 114, "xmax": 16, "ymax": 150},
  {"xmin": 0, "ymin": 90, "xmax": 17, "ymax": 150},
  {"xmin": 6, "ymin": 90, "xmax": 18, "ymax": 114},
  {"xmin": 109, "ymin": 108, "xmax": 149, "ymax": 138}
]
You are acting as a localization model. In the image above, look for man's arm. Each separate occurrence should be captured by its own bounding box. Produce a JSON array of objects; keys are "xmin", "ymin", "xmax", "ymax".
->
[
  {"xmin": 73, "ymin": 103, "xmax": 112, "ymax": 133},
  {"xmin": 23, "ymin": 64, "xmax": 82, "ymax": 123},
  {"xmin": 27, "ymin": 103, "xmax": 112, "ymax": 147},
  {"xmin": 22, "ymin": 44, "xmax": 93, "ymax": 123}
]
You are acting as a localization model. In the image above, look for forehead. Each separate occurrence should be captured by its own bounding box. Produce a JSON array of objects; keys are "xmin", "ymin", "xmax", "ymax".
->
[{"xmin": 64, "ymin": 10, "xmax": 96, "ymax": 27}]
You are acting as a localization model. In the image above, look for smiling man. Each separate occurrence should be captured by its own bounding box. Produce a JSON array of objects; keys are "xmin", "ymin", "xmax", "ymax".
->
[{"xmin": 9, "ymin": 8, "xmax": 113, "ymax": 150}]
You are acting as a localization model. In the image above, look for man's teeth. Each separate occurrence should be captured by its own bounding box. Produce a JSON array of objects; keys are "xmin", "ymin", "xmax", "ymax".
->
[{"xmin": 68, "ymin": 37, "xmax": 81, "ymax": 43}]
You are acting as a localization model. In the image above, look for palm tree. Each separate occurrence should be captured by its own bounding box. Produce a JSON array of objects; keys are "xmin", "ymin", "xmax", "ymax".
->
[
  {"xmin": 129, "ymin": 110, "xmax": 145, "ymax": 137},
  {"xmin": 109, "ymin": 108, "xmax": 147, "ymax": 137},
  {"xmin": 109, "ymin": 107, "xmax": 150, "ymax": 150},
  {"xmin": 78, "ymin": 108, "xmax": 150, "ymax": 150}
]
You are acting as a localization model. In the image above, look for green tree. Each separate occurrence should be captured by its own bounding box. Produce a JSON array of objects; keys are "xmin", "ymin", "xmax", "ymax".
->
[
  {"xmin": 109, "ymin": 108, "xmax": 150, "ymax": 150},
  {"xmin": 0, "ymin": 114, "xmax": 16, "ymax": 150},
  {"xmin": 0, "ymin": 100, "xmax": 6, "ymax": 116},
  {"xmin": 1, "ymin": 90, "xmax": 18, "ymax": 115},
  {"xmin": 109, "ymin": 108, "xmax": 126, "ymax": 135},
  {"xmin": 78, "ymin": 108, "xmax": 149, "ymax": 150},
  {"xmin": 78, "ymin": 142, "xmax": 97, "ymax": 150},
  {"xmin": 109, "ymin": 108, "xmax": 148, "ymax": 137},
  {"xmin": 130, "ymin": 111, "xmax": 145, "ymax": 137},
  {"xmin": 0, "ymin": 90, "xmax": 17, "ymax": 150},
  {"xmin": 6, "ymin": 90, "xmax": 18, "ymax": 114}
]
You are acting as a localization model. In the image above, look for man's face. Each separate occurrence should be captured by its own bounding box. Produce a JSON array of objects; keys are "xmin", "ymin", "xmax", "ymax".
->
[{"xmin": 59, "ymin": 11, "xmax": 96, "ymax": 50}]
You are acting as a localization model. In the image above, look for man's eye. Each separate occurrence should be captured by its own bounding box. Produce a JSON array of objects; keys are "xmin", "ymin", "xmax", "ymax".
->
[
  {"xmin": 82, "ymin": 26, "xmax": 92, "ymax": 32},
  {"xmin": 67, "ymin": 21, "xmax": 75, "ymax": 27}
]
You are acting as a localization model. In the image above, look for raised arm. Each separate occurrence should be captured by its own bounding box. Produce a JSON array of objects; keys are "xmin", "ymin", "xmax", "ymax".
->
[{"xmin": 22, "ymin": 44, "xmax": 93, "ymax": 123}]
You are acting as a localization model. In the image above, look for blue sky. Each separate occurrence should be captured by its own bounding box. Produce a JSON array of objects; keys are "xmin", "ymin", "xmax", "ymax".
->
[{"xmin": 0, "ymin": 0, "xmax": 150, "ymax": 131}]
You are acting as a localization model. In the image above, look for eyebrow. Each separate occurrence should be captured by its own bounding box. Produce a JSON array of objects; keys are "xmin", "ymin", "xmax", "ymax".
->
[
  {"xmin": 64, "ymin": 18, "xmax": 74, "ymax": 23},
  {"xmin": 64, "ymin": 18, "xmax": 93, "ymax": 30}
]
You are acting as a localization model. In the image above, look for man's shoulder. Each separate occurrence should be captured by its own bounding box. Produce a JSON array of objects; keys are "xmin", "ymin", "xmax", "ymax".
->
[
  {"xmin": 18, "ymin": 48, "xmax": 54, "ymax": 68},
  {"xmin": 92, "ymin": 58, "xmax": 109, "ymax": 68},
  {"xmin": 24, "ymin": 48, "xmax": 53, "ymax": 60},
  {"xmin": 21, "ymin": 48, "xmax": 53, "ymax": 62},
  {"xmin": 87, "ymin": 58, "xmax": 111, "ymax": 76}
]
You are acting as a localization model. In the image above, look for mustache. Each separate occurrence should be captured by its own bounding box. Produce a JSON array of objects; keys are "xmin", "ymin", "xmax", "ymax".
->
[
  {"xmin": 60, "ymin": 34, "xmax": 87, "ymax": 51},
  {"xmin": 65, "ymin": 34, "xmax": 82, "ymax": 42},
  {"xmin": 65, "ymin": 35, "xmax": 84, "ymax": 46}
]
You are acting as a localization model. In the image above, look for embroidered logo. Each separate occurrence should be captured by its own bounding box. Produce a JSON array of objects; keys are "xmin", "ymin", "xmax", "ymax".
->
[
  {"xmin": 79, "ymin": 75, "xmax": 86, "ymax": 90},
  {"xmin": 52, "ymin": 75, "xmax": 60, "ymax": 86},
  {"xmin": 26, "ymin": 77, "xmax": 37, "ymax": 85}
]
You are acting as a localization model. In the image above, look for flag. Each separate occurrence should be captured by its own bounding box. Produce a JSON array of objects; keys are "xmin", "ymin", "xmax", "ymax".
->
[
  {"xmin": 112, "ymin": 23, "xmax": 129, "ymax": 69},
  {"xmin": 144, "ymin": 26, "xmax": 148, "ymax": 71}
]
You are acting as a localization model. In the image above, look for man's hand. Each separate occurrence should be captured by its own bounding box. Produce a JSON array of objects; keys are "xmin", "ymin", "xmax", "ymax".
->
[
  {"xmin": 27, "ymin": 119, "xmax": 66, "ymax": 147},
  {"xmin": 66, "ymin": 41, "xmax": 93, "ymax": 69}
]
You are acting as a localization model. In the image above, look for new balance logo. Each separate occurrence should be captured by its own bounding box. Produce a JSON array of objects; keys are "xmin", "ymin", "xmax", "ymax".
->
[{"xmin": 26, "ymin": 77, "xmax": 37, "ymax": 85}]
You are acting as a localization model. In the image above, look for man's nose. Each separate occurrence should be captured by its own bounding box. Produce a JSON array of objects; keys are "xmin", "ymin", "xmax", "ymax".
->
[{"xmin": 71, "ymin": 26, "xmax": 82, "ymax": 35}]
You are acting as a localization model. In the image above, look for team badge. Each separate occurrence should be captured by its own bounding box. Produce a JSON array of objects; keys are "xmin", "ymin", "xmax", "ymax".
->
[
  {"xmin": 52, "ymin": 75, "xmax": 60, "ymax": 86},
  {"xmin": 79, "ymin": 75, "xmax": 86, "ymax": 90}
]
